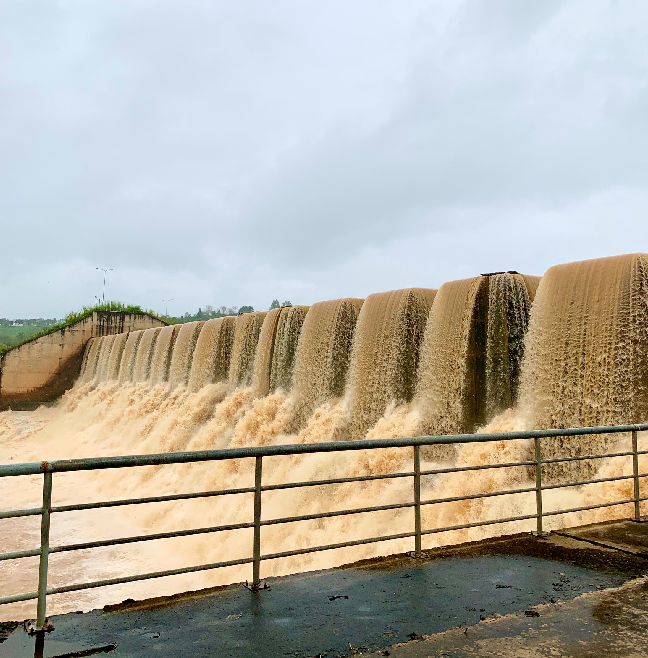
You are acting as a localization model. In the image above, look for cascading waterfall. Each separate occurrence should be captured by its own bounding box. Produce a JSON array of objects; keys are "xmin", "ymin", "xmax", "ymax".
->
[
  {"xmin": 251, "ymin": 308, "xmax": 283, "ymax": 397},
  {"xmin": 132, "ymin": 328, "xmax": 161, "ymax": 382},
  {"xmin": 94, "ymin": 335, "xmax": 116, "ymax": 382},
  {"xmin": 106, "ymin": 333, "xmax": 129, "ymax": 381},
  {"xmin": 269, "ymin": 306, "xmax": 310, "ymax": 394},
  {"xmin": 79, "ymin": 337, "xmax": 101, "ymax": 384},
  {"xmin": 168, "ymin": 322, "xmax": 205, "ymax": 388},
  {"xmin": 485, "ymin": 273, "xmax": 540, "ymax": 420},
  {"xmin": 78, "ymin": 337, "xmax": 94, "ymax": 380},
  {"xmin": 3, "ymin": 254, "xmax": 648, "ymax": 622},
  {"xmin": 290, "ymin": 298, "xmax": 364, "ymax": 430},
  {"xmin": 229, "ymin": 312, "xmax": 267, "ymax": 388},
  {"xmin": 416, "ymin": 273, "xmax": 539, "ymax": 438},
  {"xmin": 188, "ymin": 317, "xmax": 236, "ymax": 392},
  {"xmin": 118, "ymin": 330, "xmax": 144, "ymax": 383},
  {"xmin": 416, "ymin": 277, "xmax": 480, "ymax": 436},
  {"xmin": 149, "ymin": 325, "xmax": 180, "ymax": 385},
  {"xmin": 346, "ymin": 288, "xmax": 437, "ymax": 439},
  {"xmin": 518, "ymin": 254, "xmax": 648, "ymax": 481}
]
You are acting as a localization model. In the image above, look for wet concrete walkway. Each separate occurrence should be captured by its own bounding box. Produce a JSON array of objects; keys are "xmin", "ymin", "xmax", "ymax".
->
[
  {"xmin": 2, "ymin": 520, "xmax": 648, "ymax": 657},
  {"xmin": 373, "ymin": 575, "xmax": 648, "ymax": 658}
]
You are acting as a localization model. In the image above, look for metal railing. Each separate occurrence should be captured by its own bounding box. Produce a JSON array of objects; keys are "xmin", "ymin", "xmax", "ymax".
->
[{"xmin": 1, "ymin": 423, "xmax": 647, "ymax": 632}]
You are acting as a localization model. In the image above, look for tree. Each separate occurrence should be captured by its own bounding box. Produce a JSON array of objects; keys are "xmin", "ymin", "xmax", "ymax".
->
[
  {"xmin": 269, "ymin": 299, "xmax": 280, "ymax": 310},
  {"xmin": 239, "ymin": 305, "xmax": 254, "ymax": 314},
  {"xmin": 282, "ymin": 301, "xmax": 292, "ymax": 307}
]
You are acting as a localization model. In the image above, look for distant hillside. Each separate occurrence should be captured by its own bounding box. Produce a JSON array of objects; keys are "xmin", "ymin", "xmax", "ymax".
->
[{"xmin": 0, "ymin": 319, "xmax": 58, "ymax": 352}]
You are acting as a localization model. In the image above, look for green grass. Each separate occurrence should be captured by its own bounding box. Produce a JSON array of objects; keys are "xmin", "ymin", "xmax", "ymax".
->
[
  {"xmin": 0, "ymin": 302, "xmax": 166, "ymax": 355},
  {"xmin": 0, "ymin": 325, "xmax": 47, "ymax": 348}
]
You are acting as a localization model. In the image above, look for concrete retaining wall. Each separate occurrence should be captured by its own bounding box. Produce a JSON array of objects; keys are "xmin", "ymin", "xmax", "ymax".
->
[{"xmin": 0, "ymin": 312, "xmax": 167, "ymax": 409}]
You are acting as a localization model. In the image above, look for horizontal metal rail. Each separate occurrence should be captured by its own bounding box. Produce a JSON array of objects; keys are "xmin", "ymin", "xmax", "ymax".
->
[
  {"xmin": 421, "ymin": 486, "xmax": 538, "ymax": 506},
  {"xmin": 260, "ymin": 530, "xmax": 418, "ymax": 562},
  {"xmin": 3, "ymin": 453, "xmax": 641, "ymax": 520},
  {"xmin": 261, "ymin": 470, "xmax": 415, "ymax": 491},
  {"xmin": 542, "ymin": 473, "xmax": 648, "ymax": 491},
  {"xmin": 48, "ymin": 521, "xmax": 256, "ymax": 554},
  {"xmin": 51, "ymin": 486, "xmax": 256, "ymax": 513},
  {"xmin": 0, "ymin": 556, "xmax": 256, "ymax": 605},
  {"xmin": 0, "ymin": 590, "xmax": 40, "ymax": 605},
  {"xmin": 2, "ymin": 423, "xmax": 646, "ymax": 477},
  {"xmin": 0, "ymin": 506, "xmax": 44, "ymax": 520},
  {"xmin": 1, "ymin": 422, "xmax": 646, "ymax": 632},
  {"xmin": 420, "ymin": 460, "xmax": 536, "ymax": 476},
  {"xmin": 541, "ymin": 498, "xmax": 639, "ymax": 517},
  {"xmin": 0, "ymin": 547, "xmax": 41, "ymax": 562},
  {"xmin": 421, "ymin": 513, "xmax": 540, "ymax": 536},
  {"xmin": 540, "ymin": 450, "xmax": 648, "ymax": 465}
]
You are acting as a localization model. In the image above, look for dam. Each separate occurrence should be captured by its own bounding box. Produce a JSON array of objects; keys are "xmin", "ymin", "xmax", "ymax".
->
[
  {"xmin": 0, "ymin": 254, "xmax": 647, "ymax": 649},
  {"xmin": 0, "ymin": 311, "xmax": 166, "ymax": 409}
]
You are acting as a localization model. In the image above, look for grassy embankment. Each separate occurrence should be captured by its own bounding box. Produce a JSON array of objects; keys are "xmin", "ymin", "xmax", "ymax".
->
[
  {"xmin": 0, "ymin": 302, "xmax": 257, "ymax": 354},
  {"xmin": 0, "ymin": 302, "xmax": 166, "ymax": 354}
]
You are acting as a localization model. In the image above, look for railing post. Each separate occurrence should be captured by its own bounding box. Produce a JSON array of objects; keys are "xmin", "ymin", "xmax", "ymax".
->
[
  {"xmin": 632, "ymin": 430, "xmax": 641, "ymax": 522},
  {"xmin": 534, "ymin": 436, "xmax": 544, "ymax": 536},
  {"xmin": 36, "ymin": 471, "xmax": 52, "ymax": 631},
  {"xmin": 252, "ymin": 456, "xmax": 263, "ymax": 589},
  {"xmin": 413, "ymin": 446, "xmax": 422, "ymax": 555}
]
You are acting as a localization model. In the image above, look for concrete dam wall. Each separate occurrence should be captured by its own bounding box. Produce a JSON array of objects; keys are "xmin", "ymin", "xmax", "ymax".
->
[{"xmin": 0, "ymin": 311, "xmax": 166, "ymax": 409}]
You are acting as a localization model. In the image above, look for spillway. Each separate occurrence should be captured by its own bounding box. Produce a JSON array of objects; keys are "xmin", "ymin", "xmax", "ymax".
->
[
  {"xmin": 94, "ymin": 335, "xmax": 116, "ymax": 383},
  {"xmin": 485, "ymin": 273, "xmax": 540, "ymax": 419},
  {"xmin": 118, "ymin": 330, "xmax": 144, "ymax": 383},
  {"xmin": 346, "ymin": 288, "xmax": 437, "ymax": 439},
  {"xmin": 79, "ymin": 337, "xmax": 101, "ymax": 384},
  {"xmin": 229, "ymin": 312, "xmax": 267, "ymax": 388},
  {"xmin": 188, "ymin": 317, "xmax": 236, "ymax": 392},
  {"xmin": 168, "ymin": 321, "xmax": 204, "ymax": 388},
  {"xmin": 106, "ymin": 333, "xmax": 129, "ymax": 381},
  {"xmin": 290, "ymin": 298, "xmax": 364, "ymax": 430},
  {"xmin": 269, "ymin": 305, "xmax": 310, "ymax": 393},
  {"xmin": 519, "ymin": 253, "xmax": 648, "ymax": 481},
  {"xmin": 250, "ymin": 305, "xmax": 310, "ymax": 397},
  {"xmin": 132, "ymin": 327, "xmax": 161, "ymax": 382},
  {"xmin": 251, "ymin": 308, "xmax": 283, "ymax": 397},
  {"xmin": 416, "ymin": 272, "xmax": 539, "ymax": 437},
  {"xmin": 149, "ymin": 325, "xmax": 180, "ymax": 385},
  {"xmin": 4, "ymin": 253, "xmax": 648, "ymax": 623}
]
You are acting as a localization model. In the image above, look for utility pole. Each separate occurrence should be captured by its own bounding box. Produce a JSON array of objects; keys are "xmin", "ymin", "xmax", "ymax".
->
[
  {"xmin": 95, "ymin": 268, "xmax": 113, "ymax": 304},
  {"xmin": 162, "ymin": 299, "xmax": 173, "ymax": 317}
]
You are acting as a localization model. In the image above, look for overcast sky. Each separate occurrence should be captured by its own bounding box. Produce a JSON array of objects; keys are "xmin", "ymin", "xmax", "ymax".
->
[{"xmin": 1, "ymin": 0, "xmax": 646, "ymax": 318}]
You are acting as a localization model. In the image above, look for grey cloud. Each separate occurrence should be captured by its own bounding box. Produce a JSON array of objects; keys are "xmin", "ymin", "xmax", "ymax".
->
[
  {"xmin": 0, "ymin": 0, "xmax": 646, "ymax": 316},
  {"xmin": 239, "ymin": 1, "xmax": 648, "ymax": 264}
]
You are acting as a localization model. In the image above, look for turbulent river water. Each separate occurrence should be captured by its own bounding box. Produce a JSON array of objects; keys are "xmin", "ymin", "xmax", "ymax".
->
[{"xmin": 1, "ymin": 255, "xmax": 647, "ymax": 620}]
